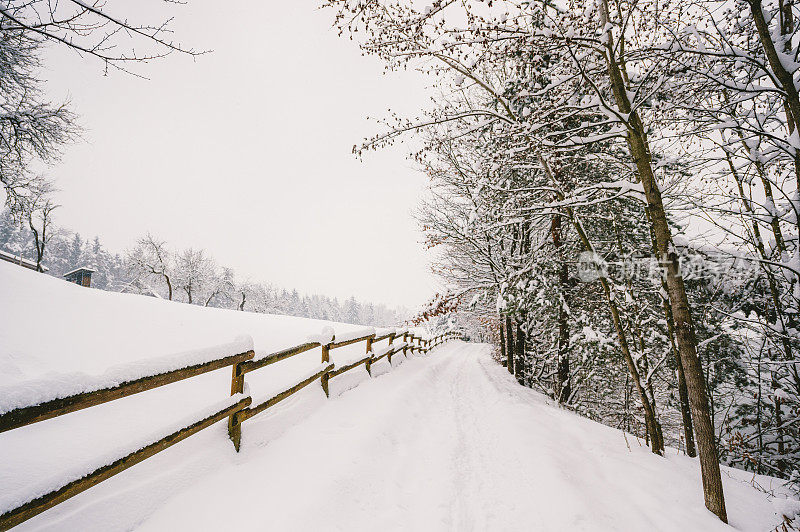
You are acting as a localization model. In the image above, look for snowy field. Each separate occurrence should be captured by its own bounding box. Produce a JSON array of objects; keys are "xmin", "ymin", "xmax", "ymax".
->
[
  {"xmin": 0, "ymin": 262, "xmax": 418, "ymax": 529},
  {"xmin": 0, "ymin": 262, "xmax": 796, "ymax": 530}
]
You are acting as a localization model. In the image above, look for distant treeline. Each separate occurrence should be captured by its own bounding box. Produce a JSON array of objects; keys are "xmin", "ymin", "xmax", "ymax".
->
[{"xmin": 0, "ymin": 209, "xmax": 405, "ymax": 327}]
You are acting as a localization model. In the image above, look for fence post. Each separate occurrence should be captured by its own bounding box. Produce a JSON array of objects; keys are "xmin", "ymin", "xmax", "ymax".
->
[
  {"xmin": 365, "ymin": 335, "xmax": 374, "ymax": 376},
  {"xmin": 321, "ymin": 338, "xmax": 333, "ymax": 397},
  {"xmin": 228, "ymin": 350, "xmax": 252, "ymax": 452},
  {"xmin": 402, "ymin": 332, "xmax": 409, "ymax": 357},
  {"xmin": 387, "ymin": 332, "xmax": 395, "ymax": 364}
]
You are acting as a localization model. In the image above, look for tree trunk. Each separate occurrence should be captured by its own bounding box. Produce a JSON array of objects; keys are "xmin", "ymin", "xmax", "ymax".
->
[
  {"xmin": 28, "ymin": 219, "xmax": 44, "ymax": 272},
  {"xmin": 164, "ymin": 275, "xmax": 173, "ymax": 301},
  {"xmin": 774, "ymin": 373, "xmax": 786, "ymax": 474},
  {"xmin": 514, "ymin": 321, "xmax": 525, "ymax": 384},
  {"xmin": 505, "ymin": 316, "xmax": 515, "ymax": 375},
  {"xmin": 557, "ymin": 346, "xmax": 570, "ymax": 404},
  {"xmin": 599, "ymin": 4, "xmax": 727, "ymax": 518},
  {"xmin": 539, "ymin": 155, "xmax": 664, "ymax": 454},
  {"xmin": 602, "ymin": 279, "xmax": 664, "ymax": 455},
  {"xmin": 627, "ymin": 115, "xmax": 725, "ymax": 522},
  {"xmin": 756, "ymin": 349, "xmax": 764, "ymax": 474},
  {"xmin": 664, "ymin": 300, "xmax": 696, "ymax": 457},
  {"xmin": 499, "ymin": 320, "xmax": 507, "ymax": 366},
  {"xmin": 675, "ymin": 349, "xmax": 697, "ymax": 457},
  {"xmin": 552, "ymin": 214, "xmax": 571, "ymax": 404}
]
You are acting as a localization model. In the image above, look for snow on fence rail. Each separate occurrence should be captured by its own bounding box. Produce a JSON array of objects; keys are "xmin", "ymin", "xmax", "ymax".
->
[{"xmin": 0, "ymin": 329, "xmax": 460, "ymax": 530}]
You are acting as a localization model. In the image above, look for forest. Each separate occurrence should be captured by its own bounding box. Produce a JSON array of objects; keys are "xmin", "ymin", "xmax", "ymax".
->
[{"xmin": 323, "ymin": 0, "xmax": 800, "ymax": 521}]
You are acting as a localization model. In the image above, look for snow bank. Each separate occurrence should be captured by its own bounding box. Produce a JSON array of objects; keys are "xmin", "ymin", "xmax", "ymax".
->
[
  {"xmin": 376, "ymin": 326, "xmax": 408, "ymax": 338},
  {"xmin": 307, "ymin": 326, "xmax": 335, "ymax": 345},
  {"xmin": 374, "ymin": 327, "xmax": 397, "ymax": 338},
  {"xmin": 0, "ymin": 336, "xmax": 254, "ymax": 415},
  {"xmin": 333, "ymin": 327, "xmax": 376, "ymax": 343},
  {"xmin": 0, "ymin": 262, "xmax": 410, "ymax": 525},
  {"xmin": 0, "ymin": 393, "xmax": 248, "ymax": 512},
  {"xmin": 0, "ymin": 261, "xmax": 388, "ymax": 387},
  {"xmin": 371, "ymin": 344, "xmax": 395, "ymax": 358}
]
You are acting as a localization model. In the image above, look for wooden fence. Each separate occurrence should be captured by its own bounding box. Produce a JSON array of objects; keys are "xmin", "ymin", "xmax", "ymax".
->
[{"xmin": 0, "ymin": 329, "xmax": 461, "ymax": 530}]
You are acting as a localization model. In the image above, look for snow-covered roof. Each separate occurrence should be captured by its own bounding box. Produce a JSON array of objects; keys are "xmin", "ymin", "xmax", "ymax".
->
[
  {"xmin": 63, "ymin": 266, "xmax": 97, "ymax": 277},
  {"xmin": 0, "ymin": 249, "xmax": 48, "ymax": 271},
  {"xmin": 115, "ymin": 282, "xmax": 163, "ymax": 298}
]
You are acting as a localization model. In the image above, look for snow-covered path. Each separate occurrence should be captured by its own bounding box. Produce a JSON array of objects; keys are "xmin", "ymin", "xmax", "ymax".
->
[{"xmin": 130, "ymin": 342, "xmax": 781, "ymax": 532}]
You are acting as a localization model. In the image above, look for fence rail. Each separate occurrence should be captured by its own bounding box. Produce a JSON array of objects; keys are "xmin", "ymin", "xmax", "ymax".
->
[
  {"xmin": 0, "ymin": 329, "xmax": 460, "ymax": 530},
  {"xmin": 239, "ymin": 341, "xmax": 319, "ymax": 374},
  {"xmin": 0, "ymin": 350, "xmax": 255, "ymax": 434}
]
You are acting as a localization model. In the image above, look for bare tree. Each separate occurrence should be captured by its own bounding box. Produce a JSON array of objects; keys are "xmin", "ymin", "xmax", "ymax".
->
[
  {"xmin": 23, "ymin": 179, "xmax": 58, "ymax": 272},
  {"xmin": 127, "ymin": 233, "xmax": 174, "ymax": 300},
  {"xmin": 175, "ymin": 247, "xmax": 213, "ymax": 305},
  {"xmin": 0, "ymin": 1, "xmax": 205, "ymax": 75},
  {"xmin": 0, "ymin": 0, "xmax": 203, "ymax": 218},
  {"xmin": 204, "ymin": 266, "xmax": 235, "ymax": 307},
  {"xmin": 0, "ymin": 29, "xmax": 75, "ymax": 219}
]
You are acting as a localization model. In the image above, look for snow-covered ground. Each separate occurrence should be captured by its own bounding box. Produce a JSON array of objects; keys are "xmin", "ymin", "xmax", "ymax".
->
[
  {"xmin": 0, "ymin": 261, "xmax": 417, "ymax": 528},
  {"xmin": 134, "ymin": 342, "xmax": 794, "ymax": 532},
  {"xmin": 0, "ymin": 262, "xmax": 796, "ymax": 530}
]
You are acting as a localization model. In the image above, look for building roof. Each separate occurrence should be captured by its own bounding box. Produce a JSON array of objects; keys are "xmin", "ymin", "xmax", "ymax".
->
[
  {"xmin": 0, "ymin": 249, "xmax": 48, "ymax": 272},
  {"xmin": 63, "ymin": 266, "xmax": 97, "ymax": 277}
]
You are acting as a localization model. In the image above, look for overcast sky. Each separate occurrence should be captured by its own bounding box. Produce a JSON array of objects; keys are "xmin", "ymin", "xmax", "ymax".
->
[{"xmin": 40, "ymin": 1, "xmax": 439, "ymax": 309}]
